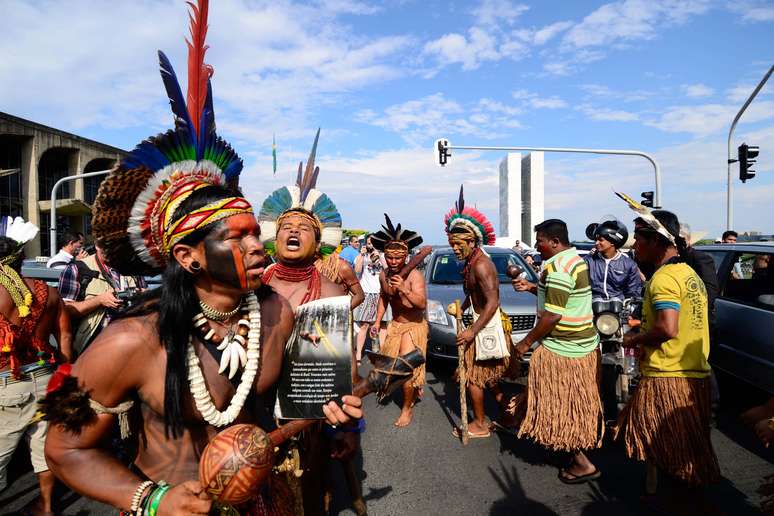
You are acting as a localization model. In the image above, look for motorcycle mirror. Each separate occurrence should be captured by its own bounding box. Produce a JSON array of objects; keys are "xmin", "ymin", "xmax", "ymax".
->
[{"xmin": 585, "ymin": 223, "xmax": 599, "ymax": 241}]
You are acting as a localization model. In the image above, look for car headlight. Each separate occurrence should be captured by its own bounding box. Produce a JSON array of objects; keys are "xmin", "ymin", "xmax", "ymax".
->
[
  {"xmin": 595, "ymin": 312, "xmax": 620, "ymax": 337},
  {"xmin": 427, "ymin": 300, "xmax": 449, "ymax": 325}
]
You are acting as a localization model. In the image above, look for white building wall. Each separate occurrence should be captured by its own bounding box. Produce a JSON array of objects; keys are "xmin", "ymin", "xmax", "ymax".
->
[
  {"xmin": 498, "ymin": 152, "xmax": 522, "ymax": 240},
  {"xmin": 521, "ymin": 152, "xmax": 544, "ymax": 246}
]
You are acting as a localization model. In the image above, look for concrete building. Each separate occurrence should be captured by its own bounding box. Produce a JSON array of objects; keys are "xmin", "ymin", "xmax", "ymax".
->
[
  {"xmin": 0, "ymin": 112, "xmax": 126, "ymax": 257},
  {"xmin": 498, "ymin": 151, "xmax": 545, "ymax": 246}
]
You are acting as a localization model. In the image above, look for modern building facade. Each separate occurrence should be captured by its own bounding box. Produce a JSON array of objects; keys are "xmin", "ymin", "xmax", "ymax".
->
[
  {"xmin": 498, "ymin": 151, "xmax": 545, "ymax": 246},
  {"xmin": 0, "ymin": 112, "xmax": 126, "ymax": 257}
]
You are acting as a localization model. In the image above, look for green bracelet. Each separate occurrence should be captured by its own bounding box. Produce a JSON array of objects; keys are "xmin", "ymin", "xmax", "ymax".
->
[{"xmin": 147, "ymin": 483, "xmax": 171, "ymax": 516}]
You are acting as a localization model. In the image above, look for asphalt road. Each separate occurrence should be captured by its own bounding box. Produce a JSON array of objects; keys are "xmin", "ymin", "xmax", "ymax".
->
[{"xmin": 1, "ymin": 361, "xmax": 772, "ymax": 515}]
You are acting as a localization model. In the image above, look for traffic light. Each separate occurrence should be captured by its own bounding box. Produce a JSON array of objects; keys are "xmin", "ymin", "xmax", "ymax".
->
[
  {"xmin": 434, "ymin": 138, "xmax": 451, "ymax": 166},
  {"xmin": 641, "ymin": 191, "xmax": 654, "ymax": 208},
  {"xmin": 738, "ymin": 143, "xmax": 759, "ymax": 183}
]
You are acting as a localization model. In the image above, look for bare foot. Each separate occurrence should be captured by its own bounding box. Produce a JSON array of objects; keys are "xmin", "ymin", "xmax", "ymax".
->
[
  {"xmin": 394, "ymin": 409, "xmax": 413, "ymax": 427},
  {"xmin": 21, "ymin": 497, "xmax": 54, "ymax": 516}
]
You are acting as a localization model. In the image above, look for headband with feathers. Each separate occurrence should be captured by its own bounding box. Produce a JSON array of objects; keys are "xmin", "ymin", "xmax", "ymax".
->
[
  {"xmin": 91, "ymin": 0, "xmax": 247, "ymax": 276},
  {"xmin": 444, "ymin": 185, "xmax": 496, "ymax": 246},
  {"xmin": 258, "ymin": 129, "xmax": 343, "ymax": 255},
  {"xmin": 371, "ymin": 214, "xmax": 423, "ymax": 252}
]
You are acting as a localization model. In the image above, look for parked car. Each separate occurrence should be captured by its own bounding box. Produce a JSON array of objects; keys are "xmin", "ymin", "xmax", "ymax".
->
[
  {"xmin": 424, "ymin": 246, "xmax": 539, "ymax": 363},
  {"xmin": 695, "ymin": 242, "xmax": 774, "ymax": 395}
]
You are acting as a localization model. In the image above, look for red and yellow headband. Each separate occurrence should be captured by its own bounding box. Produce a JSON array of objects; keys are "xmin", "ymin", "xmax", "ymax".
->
[{"xmin": 162, "ymin": 195, "xmax": 253, "ymax": 255}]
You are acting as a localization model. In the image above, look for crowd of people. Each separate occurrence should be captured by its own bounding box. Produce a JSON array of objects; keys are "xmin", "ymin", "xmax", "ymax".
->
[{"xmin": 1, "ymin": 2, "xmax": 772, "ymax": 516}]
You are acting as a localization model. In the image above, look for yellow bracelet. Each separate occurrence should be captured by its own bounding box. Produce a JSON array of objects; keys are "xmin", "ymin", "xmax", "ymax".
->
[{"xmin": 767, "ymin": 417, "xmax": 774, "ymax": 431}]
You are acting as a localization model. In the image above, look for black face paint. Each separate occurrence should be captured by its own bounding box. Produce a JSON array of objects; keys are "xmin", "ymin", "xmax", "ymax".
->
[{"xmin": 203, "ymin": 217, "xmax": 255, "ymax": 290}]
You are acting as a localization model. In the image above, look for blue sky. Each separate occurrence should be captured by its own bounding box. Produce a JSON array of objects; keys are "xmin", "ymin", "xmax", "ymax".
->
[{"xmin": 2, "ymin": 0, "xmax": 773, "ymax": 244}]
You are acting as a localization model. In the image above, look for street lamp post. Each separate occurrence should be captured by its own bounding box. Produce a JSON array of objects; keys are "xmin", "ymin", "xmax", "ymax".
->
[
  {"xmin": 49, "ymin": 169, "xmax": 111, "ymax": 256},
  {"xmin": 726, "ymin": 64, "xmax": 774, "ymax": 230},
  {"xmin": 436, "ymin": 142, "xmax": 662, "ymax": 208}
]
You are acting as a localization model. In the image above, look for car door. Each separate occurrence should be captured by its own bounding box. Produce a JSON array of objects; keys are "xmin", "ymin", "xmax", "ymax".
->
[{"xmin": 713, "ymin": 250, "xmax": 774, "ymax": 394}]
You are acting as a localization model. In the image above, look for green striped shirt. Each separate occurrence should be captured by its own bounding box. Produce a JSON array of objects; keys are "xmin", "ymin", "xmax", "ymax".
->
[{"xmin": 537, "ymin": 247, "xmax": 599, "ymax": 358}]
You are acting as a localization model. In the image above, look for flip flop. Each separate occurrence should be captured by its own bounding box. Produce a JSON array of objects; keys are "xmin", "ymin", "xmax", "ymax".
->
[
  {"xmin": 558, "ymin": 468, "xmax": 601, "ymax": 484},
  {"xmin": 452, "ymin": 426, "xmax": 491, "ymax": 439}
]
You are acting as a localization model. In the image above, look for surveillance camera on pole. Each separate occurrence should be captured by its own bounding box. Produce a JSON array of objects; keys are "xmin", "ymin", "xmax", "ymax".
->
[{"xmin": 434, "ymin": 138, "xmax": 451, "ymax": 166}]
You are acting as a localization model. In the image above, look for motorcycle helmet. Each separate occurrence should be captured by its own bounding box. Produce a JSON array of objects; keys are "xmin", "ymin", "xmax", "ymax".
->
[{"xmin": 586, "ymin": 219, "xmax": 629, "ymax": 249}]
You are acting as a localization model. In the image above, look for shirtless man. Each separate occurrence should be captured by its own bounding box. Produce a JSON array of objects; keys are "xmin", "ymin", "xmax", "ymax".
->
[
  {"xmin": 445, "ymin": 187, "xmax": 510, "ymax": 439},
  {"xmin": 259, "ymin": 153, "xmax": 366, "ymax": 514},
  {"xmin": 0, "ymin": 217, "xmax": 71, "ymax": 516},
  {"xmin": 371, "ymin": 215, "xmax": 427, "ymax": 427},
  {"xmin": 42, "ymin": 8, "xmax": 360, "ymax": 513}
]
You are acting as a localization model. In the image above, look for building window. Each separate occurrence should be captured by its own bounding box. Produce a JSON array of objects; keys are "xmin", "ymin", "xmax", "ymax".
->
[
  {"xmin": 0, "ymin": 136, "xmax": 24, "ymax": 217},
  {"xmin": 38, "ymin": 148, "xmax": 73, "ymax": 200}
]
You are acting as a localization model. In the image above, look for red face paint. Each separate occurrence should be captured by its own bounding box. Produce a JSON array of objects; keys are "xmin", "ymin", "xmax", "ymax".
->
[{"xmin": 204, "ymin": 215, "xmax": 262, "ymax": 290}]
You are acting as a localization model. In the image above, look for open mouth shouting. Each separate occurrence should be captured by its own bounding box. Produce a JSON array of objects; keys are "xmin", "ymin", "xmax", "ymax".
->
[{"xmin": 286, "ymin": 236, "xmax": 301, "ymax": 251}]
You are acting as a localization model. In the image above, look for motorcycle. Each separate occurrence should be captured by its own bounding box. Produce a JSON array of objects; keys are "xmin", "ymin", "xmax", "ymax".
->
[{"xmin": 593, "ymin": 297, "xmax": 642, "ymax": 420}]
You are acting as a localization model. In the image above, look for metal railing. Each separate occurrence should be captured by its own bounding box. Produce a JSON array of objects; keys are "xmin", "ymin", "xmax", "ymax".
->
[{"xmin": 49, "ymin": 169, "xmax": 111, "ymax": 256}]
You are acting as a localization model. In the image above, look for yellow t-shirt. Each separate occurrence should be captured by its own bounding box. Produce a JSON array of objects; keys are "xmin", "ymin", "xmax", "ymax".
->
[{"xmin": 640, "ymin": 262, "xmax": 710, "ymax": 378}]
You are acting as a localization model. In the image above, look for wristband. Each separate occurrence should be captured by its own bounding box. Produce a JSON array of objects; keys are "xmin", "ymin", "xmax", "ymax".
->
[
  {"xmin": 340, "ymin": 418, "xmax": 366, "ymax": 434},
  {"xmin": 146, "ymin": 482, "xmax": 171, "ymax": 516},
  {"xmin": 768, "ymin": 418, "xmax": 774, "ymax": 432},
  {"xmin": 130, "ymin": 480, "xmax": 155, "ymax": 515}
]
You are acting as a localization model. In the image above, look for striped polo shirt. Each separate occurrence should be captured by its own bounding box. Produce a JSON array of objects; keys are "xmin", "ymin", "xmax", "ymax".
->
[{"xmin": 537, "ymin": 247, "xmax": 599, "ymax": 358}]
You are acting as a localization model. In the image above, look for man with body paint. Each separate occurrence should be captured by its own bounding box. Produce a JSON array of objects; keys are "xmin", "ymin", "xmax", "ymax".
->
[{"xmin": 42, "ymin": 4, "xmax": 361, "ymax": 514}]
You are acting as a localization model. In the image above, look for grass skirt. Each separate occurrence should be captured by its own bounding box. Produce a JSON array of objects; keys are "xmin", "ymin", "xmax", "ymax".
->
[
  {"xmin": 511, "ymin": 346, "xmax": 604, "ymax": 451},
  {"xmin": 612, "ymin": 376, "xmax": 720, "ymax": 486},
  {"xmin": 459, "ymin": 338, "xmax": 510, "ymax": 389},
  {"xmin": 379, "ymin": 320, "xmax": 428, "ymax": 389}
]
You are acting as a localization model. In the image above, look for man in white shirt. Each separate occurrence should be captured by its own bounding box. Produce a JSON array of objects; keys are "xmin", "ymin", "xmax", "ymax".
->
[{"xmin": 46, "ymin": 231, "xmax": 86, "ymax": 269}]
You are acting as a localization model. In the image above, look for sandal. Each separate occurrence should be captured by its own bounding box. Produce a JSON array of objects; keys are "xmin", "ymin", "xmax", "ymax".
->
[
  {"xmin": 452, "ymin": 426, "xmax": 491, "ymax": 439},
  {"xmin": 558, "ymin": 468, "xmax": 601, "ymax": 484}
]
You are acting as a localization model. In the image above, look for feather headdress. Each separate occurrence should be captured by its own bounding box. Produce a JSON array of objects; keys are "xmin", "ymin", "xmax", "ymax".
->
[
  {"xmin": 0, "ymin": 216, "xmax": 38, "ymax": 319},
  {"xmin": 444, "ymin": 185, "xmax": 496, "ymax": 246},
  {"xmin": 0, "ymin": 216, "xmax": 39, "ymax": 249},
  {"xmin": 91, "ymin": 0, "xmax": 248, "ymax": 276},
  {"xmin": 258, "ymin": 129, "xmax": 343, "ymax": 255},
  {"xmin": 371, "ymin": 214, "xmax": 423, "ymax": 253},
  {"xmin": 615, "ymin": 191, "xmax": 675, "ymax": 245}
]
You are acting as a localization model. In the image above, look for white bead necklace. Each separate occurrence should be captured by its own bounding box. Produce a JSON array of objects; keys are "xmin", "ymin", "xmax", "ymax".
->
[{"xmin": 186, "ymin": 292, "xmax": 261, "ymax": 427}]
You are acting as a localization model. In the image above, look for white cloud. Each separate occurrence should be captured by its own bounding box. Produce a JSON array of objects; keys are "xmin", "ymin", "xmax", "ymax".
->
[
  {"xmin": 0, "ymin": 0, "xmax": 409, "ymax": 139},
  {"xmin": 645, "ymin": 101, "xmax": 774, "ymax": 136},
  {"xmin": 576, "ymin": 104, "xmax": 640, "ymax": 122},
  {"xmin": 422, "ymin": 28, "xmax": 503, "ymax": 71},
  {"xmin": 422, "ymin": 0, "xmax": 531, "ymax": 71},
  {"xmin": 472, "ymin": 0, "xmax": 530, "ymax": 27},
  {"xmin": 533, "ymin": 21, "xmax": 574, "ymax": 45},
  {"xmin": 579, "ymin": 84, "xmax": 654, "ymax": 102},
  {"xmin": 512, "ymin": 89, "xmax": 568, "ymax": 109},
  {"xmin": 728, "ymin": 1, "xmax": 774, "ymax": 22},
  {"xmin": 681, "ymin": 83, "xmax": 715, "ymax": 98},
  {"xmin": 562, "ymin": 0, "xmax": 713, "ymax": 50},
  {"xmin": 355, "ymin": 94, "xmax": 523, "ymax": 144},
  {"xmin": 543, "ymin": 61, "xmax": 574, "ymax": 76}
]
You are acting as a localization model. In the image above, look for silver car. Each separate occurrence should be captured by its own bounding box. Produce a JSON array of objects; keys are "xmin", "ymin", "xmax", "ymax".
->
[
  {"xmin": 695, "ymin": 242, "xmax": 774, "ymax": 394},
  {"xmin": 424, "ymin": 246, "xmax": 538, "ymax": 362}
]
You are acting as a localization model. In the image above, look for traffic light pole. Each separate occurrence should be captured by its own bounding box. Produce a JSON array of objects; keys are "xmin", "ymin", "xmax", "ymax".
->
[
  {"xmin": 726, "ymin": 64, "xmax": 774, "ymax": 230},
  {"xmin": 441, "ymin": 144, "xmax": 662, "ymax": 208},
  {"xmin": 49, "ymin": 169, "xmax": 111, "ymax": 256}
]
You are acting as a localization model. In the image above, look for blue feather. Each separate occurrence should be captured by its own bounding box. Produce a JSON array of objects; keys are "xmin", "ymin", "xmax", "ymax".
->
[
  {"xmin": 259, "ymin": 187, "xmax": 293, "ymax": 219},
  {"xmin": 158, "ymin": 51, "xmax": 195, "ymax": 148},
  {"xmin": 123, "ymin": 138, "xmax": 171, "ymax": 171},
  {"xmin": 310, "ymin": 193, "xmax": 342, "ymax": 225},
  {"xmin": 197, "ymin": 80, "xmax": 216, "ymax": 160}
]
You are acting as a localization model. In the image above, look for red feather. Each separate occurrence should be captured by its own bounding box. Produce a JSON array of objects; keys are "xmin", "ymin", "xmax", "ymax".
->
[{"xmin": 186, "ymin": 0, "xmax": 213, "ymax": 139}]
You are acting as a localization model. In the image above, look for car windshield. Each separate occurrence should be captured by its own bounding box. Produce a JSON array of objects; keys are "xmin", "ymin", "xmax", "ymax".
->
[{"xmin": 430, "ymin": 251, "xmax": 538, "ymax": 284}]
